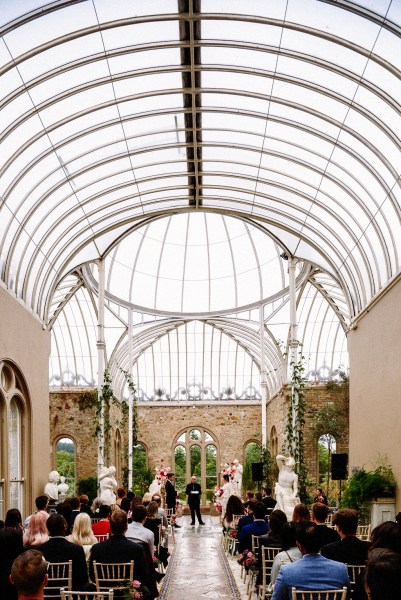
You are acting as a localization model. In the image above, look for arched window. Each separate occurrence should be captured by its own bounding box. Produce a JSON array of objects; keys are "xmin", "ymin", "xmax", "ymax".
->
[
  {"xmin": 318, "ymin": 434, "xmax": 337, "ymax": 485},
  {"xmin": 132, "ymin": 443, "xmax": 148, "ymax": 497},
  {"xmin": 0, "ymin": 361, "xmax": 30, "ymax": 518},
  {"xmin": 56, "ymin": 437, "xmax": 76, "ymax": 495},
  {"xmin": 243, "ymin": 441, "xmax": 261, "ymax": 491},
  {"xmin": 270, "ymin": 426, "xmax": 278, "ymax": 458},
  {"xmin": 173, "ymin": 428, "xmax": 218, "ymax": 506}
]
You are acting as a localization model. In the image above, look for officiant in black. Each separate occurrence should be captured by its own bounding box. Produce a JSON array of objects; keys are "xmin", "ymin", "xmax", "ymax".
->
[{"xmin": 185, "ymin": 476, "xmax": 205, "ymax": 525}]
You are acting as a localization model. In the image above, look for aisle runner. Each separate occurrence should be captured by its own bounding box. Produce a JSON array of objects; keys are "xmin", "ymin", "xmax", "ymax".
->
[{"xmin": 159, "ymin": 525, "xmax": 242, "ymax": 600}]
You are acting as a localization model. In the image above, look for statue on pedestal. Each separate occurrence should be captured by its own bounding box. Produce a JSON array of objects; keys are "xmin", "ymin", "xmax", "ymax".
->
[
  {"xmin": 274, "ymin": 454, "xmax": 300, "ymax": 521},
  {"xmin": 99, "ymin": 465, "xmax": 118, "ymax": 506},
  {"xmin": 57, "ymin": 476, "xmax": 69, "ymax": 501},
  {"xmin": 44, "ymin": 471, "xmax": 60, "ymax": 502}
]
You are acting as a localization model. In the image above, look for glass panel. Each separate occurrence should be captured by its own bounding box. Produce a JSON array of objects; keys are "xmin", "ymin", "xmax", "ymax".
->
[
  {"xmin": 132, "ymin": 444, "xmax": 147, "ymax": 497},
  {"xmin": 189, "ymin": 429, "xmax": 201, "ymax": 441},
  {"xmin": 205, "ymin": 444, "xmax": 217, "ymax": 503},
  {"xmin": 9, "ymin": 398, "xmax": 22, "ymax": 512},
  {"xmin": 174, "ymin": 445, "xmax": 186, "ymax": 493},
  {"xmin": 56, "ymin": 437, "xmax": 75, "ymax": 497},
  {"xmin": 190, "ymin": 445, "xmax": 201, "ymax": 479}
]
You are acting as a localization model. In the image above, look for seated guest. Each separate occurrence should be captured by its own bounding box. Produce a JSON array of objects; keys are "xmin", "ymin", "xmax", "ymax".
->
[
  {"xmin": 67, "ymin": 512, "xmax": 97, "ymax": 561},
  {"xmin": 55, "ymin": 502, "xmax": 72, "ymax": 534},
  {"xmin": 126, "ymin": 505, "xmax": 155, "ymax": 557},
  {"xmin": 290, "ymin": 503, "xmax": 311, "ymax": 527},
  {"xmin": 91, "ymin": 504, "xmax": 111, "ymax": 536},
  {"xmin": 365, "ymin": 548, "xmax": 401, "ymax": 599},
  {"xmin": 0, "ymin": 526, "xmax": 23, "ymax": 600},
  {"xmin": 269, "ymin": 523, "xmax": 302, "ymax": 591},
  {"xmin": 259, "ymin": 509, "xmax": 287, "ymax": 549},
  {"xmin": 69, "ymin": 497, "xmax": 81, "ymax": 528},
  {"xmin": 321, "ymin": 508, "xmax": 370, "ymax": 564},
  {"xmin": 37, "ymin": 514, "xmax": 88, "ymax": 591},
  {"xmin": 152, "ymin": 494, "xmax": 168, "ymax": 526},
  {"xmin": 238, "ymin": 502, "xmax": 269, "ymax": 554},
  {"xmin": 223, "ymin": 494, "xmax": 246, "ymax": 530},
  {"xmin": 146, "ymin": 501, "xmax": 169, "ymax": 567},
  {"xmin": 10, "ymin": 549, "xmax": 48, "ymax": 600},
  {"xmin": 271, "ymin": 524, "xmax": 350, "ymax": 600},
  {"xmin": 243, "ymin": 491, "xmax": 255, "ymax": 508},
  {"xmin": 237, "ymin": 498, "xmax": 257, "ymax": 538},
  {"xmin": 79, "ymin": 495, "xmax": 94, "ymax": 518},
  {"xmin": 262, "ymin": 487, "xmax": 277, "ymax": 513},
  {"xmin": 89, "ymin": 509, "xmax": 153, "ymax": 598},
  {"xmin": 23, "ymin": 512, "xmax": 49, "ymax": 548},
  {"xmin": 23, "ymin": 496, "xmax": 49, "ymax": 528},
  {"xmin": 142, "ymin": 492, "xmax": 153, "ymax": 507},
  {"xmin": 116, "ymin": 487, "xmax": 127, "ymax": 507},
  {"xmin": 256, "ymin": 510, "xmax": 288, "ymax": 584},
  {"xmin": 5, "ymin": 509, "xmax": 23, "ymax": 531},
  {"xmin": 311, "ymin": 503, "xmax": 340, "ymax": 549}
]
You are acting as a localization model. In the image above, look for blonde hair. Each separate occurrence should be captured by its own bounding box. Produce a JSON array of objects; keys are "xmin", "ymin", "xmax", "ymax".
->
[
  {"xmin": 70, "ymin": 513, "xmax": 97, "ymax": 546},
  {"xmin": 23, "ymin": 512, "xmax": 49, "ymax": 547},
  {"xmin": 142, "ymin": 492, "xmax": 152, "ymax": 505}
]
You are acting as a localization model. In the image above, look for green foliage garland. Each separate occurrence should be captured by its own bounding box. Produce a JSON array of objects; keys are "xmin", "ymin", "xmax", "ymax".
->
[{"xmin": 283, "ymin": 347, "xmax": 308, "ymax": 501}]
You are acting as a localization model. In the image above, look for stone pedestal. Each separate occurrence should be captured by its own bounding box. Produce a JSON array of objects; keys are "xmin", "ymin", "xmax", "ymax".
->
[{"xmin": 368, "ymin": 498, "xmax": 396, "ymax": 529}]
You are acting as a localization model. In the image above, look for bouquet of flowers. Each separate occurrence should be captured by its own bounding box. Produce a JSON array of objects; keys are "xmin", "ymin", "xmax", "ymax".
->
[
  {"xmin": 227, "ymin": 529, "xmax": 238, "ymax": 539},
  {"xmin": 155, "ymin": 464, "xmax": 172, "ymax": 483},
  {"xmin": 221, "ymin": 461, "xmax": 238, "ymax": 480},
  {"xmin": 213, "ymin": 485, "xmax": 224, "ymax": 511},
  {"xmin": 152, "ymin": 555, "xmax": 161, "ymax": 567},
  {"xmin": 119, "ymin": 580, "xmax": 143, "ymax": 600},
  {"xmin": 237, "ymin": 549, "xmax": 257, "ymax": 571}
]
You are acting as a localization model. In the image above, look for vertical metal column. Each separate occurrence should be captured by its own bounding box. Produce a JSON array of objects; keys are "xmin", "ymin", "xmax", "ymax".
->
[
  {"xmin": 288, "ymin": 257, "xmax": 298, "ymax": 456},
  {"xmin": 128, "ymin": 308, "xmax": 133, "ymax": 491},
  {"xmin": 97, "ymin": 259, "xmax": 106, "ymax": 478},
  {"xmin": 259, "ymin": 304, "xmax": 267, "ymax": 447}
]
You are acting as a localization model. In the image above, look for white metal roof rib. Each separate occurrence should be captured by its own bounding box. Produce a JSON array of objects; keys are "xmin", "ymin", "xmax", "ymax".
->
[{"xmin": 2, "ymin": 0, "xmax": 399, "ymax": 393}]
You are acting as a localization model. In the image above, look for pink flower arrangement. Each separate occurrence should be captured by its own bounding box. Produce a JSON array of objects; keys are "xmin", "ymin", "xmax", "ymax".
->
[{"xmin": 155, "ymin": 464, "xmax": 172, "ymax": 483}]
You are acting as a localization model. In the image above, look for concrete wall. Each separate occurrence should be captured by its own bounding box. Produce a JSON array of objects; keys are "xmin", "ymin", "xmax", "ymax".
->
[
  {"xmin": 348, "ymin": 277, "xmax": 401, "ymax": 509},
  {"xmin": 0, "ymin": 287, "xmax": 51, "ymax": 516}
]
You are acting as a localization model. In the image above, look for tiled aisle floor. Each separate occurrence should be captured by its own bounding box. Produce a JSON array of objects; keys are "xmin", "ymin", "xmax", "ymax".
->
[{"xmin": 159, "ymin": 515, "xmax": 247, "ymax": 600}]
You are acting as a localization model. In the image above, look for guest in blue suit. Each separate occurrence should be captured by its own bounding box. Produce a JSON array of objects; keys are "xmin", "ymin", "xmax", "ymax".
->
[
  {"xmin": 237, "ymin": 498, "xmax": 257, "ymax": 538},
  {"xmin": 271, "ymin": 523, "xmax": 350, "ymax": 600},
  {"xmin": 238, "ymin": 502, "xmax": 269, "ymax": 553}
]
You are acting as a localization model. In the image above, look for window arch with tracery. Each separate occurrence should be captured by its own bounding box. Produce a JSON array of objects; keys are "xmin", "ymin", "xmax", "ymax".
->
[
  {"xmin": 0, "ymin": 360, "xmax": 31, "ymax": 519},
  {"xmin": 173, "ymin": 427, "xmax": 218, "ymax": 507}
]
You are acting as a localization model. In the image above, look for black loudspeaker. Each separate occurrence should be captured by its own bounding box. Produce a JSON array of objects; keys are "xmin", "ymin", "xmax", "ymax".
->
[
  {"xmin": 251, "ymin": 462, "xmax": 263, "ymax": 482},
  {"xmin": 331, "ymin": 453, "xmax": 348, "ymax": 480}
]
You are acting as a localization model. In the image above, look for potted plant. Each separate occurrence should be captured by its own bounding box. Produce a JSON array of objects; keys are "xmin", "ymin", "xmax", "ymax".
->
[{"xmin": 341, "ymin": 461, "xmax": 396, "ymax": 526}]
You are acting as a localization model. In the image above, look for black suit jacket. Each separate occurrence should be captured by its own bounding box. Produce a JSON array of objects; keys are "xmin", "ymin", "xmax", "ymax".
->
[
  {"xmin": 89, "ymin": 534, "xmax": 152, "ymax": 594},
  {"xmin": 321, "ymin": 535, "xmax": 370, "ymax": 564},
  {"xmin": 185, "ymin": 482, "xmax": 202, "ymax": 506},
  {"xmin": 165, "ymin": 479, "xmax": 177, "ymax": 509},
  {"xmin": 38, "ymin": 536, "xmax": 88, "ymax": 591},
  {"xmin": 315, "ymin": 524, "xmax": 341, "ymax": 549}
]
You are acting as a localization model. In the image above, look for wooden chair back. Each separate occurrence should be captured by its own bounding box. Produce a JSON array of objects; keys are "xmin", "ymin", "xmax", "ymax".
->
[
  {"xmin": 259, "ymin": 546, "xmax": 282, "ymax": 597},
  {"xmin": 94, "ymin": 533, "xmax": 110, "ymax": 543},
  {"xmin": 346, "ymin": 564, "xmax": 365, "ymax": 585},
  {"xmin": 44, "ymin": 561, "xmax": 72, "ymax": 599},
  {"xmin": 251, "ymin": 534, "xmax": 260, "ymax": 560},
  {"xmin": 356, "ymin": 524, "xmax": 371, "ymax": 541},
  {"xmin": 93, "ymin": 561, "xmax": 134, "ymax": 593},
  {"xmin": 61, "ymin": 590, "xmax": 114, "ymax": 600},
  {"xmin": 291, "ymin": 588, "xmax": 348, "ymax": 600}
]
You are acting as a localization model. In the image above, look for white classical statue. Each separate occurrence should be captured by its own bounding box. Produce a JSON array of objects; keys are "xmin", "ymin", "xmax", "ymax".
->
[
  {"xmin": 274, "ymin": 454, "xmax": 300, "ymax": 521},
  {"xmin": 57, "ymin": 475, "xmax": 69, "ymax": 500},
  {"xmin": 99, "ymin": 465, "xmax": 118, "ymax": 506},
  {"xmin": 231, "ymin": 459, "xmax": 243, "ymax": 497},
  {"xmin": 44, "ymin": 470, "xmax": 60, "ymax": 501}
]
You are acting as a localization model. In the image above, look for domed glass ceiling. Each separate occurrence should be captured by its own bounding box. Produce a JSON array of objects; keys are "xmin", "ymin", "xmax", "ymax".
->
[
  {"xmin": 95, "ymin": 213, "xmax": 289, "ymax": 314},
  {"xmin": 1, "ymin": 0, "xmax": 399, "ymax": 398}
]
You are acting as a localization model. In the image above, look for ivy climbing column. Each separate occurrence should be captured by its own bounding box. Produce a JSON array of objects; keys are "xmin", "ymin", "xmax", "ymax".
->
[
  {"xmin": 128, "ymin": 308, "xmax": 133, "ymax": 490},
  {"xmin": 97, "ymin": 258, "xmax": 106, "ymax": 479}
]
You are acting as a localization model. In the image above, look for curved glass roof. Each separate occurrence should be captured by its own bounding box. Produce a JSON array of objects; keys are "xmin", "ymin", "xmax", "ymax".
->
[{"xmin": 2, "ymin": 0, "xmax": 399, "ymax": 398}]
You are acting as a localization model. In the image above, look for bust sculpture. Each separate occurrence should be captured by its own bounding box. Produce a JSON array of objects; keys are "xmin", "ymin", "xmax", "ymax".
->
[
  {"xmin": 274, "ymin": 454, "xmax": 300, "ymax": 521},
  {"xmin": 44, "ymin": 470, "xmax": 60, "ymax": 501},
  {"xmin": 57, "ymin": 475, "xmax": 69, "ymax": 500},
  {"xmin": 99, "ymin": 465, "xmax": 118, "ymax": 506}
]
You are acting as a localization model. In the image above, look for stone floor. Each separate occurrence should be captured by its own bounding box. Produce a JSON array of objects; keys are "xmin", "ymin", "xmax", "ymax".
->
[{"xmin": 159, "ymin": 515, "xmax": 248, "ymax": 600}]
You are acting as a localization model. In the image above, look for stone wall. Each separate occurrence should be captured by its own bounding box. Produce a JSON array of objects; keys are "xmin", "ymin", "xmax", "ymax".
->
[{"xmin": 50, "ymin": 384, "xmax": 349, "ymax": 493}]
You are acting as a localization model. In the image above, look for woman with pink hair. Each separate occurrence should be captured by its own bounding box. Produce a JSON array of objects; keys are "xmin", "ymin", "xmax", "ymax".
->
[{"xmin": 23, "ymin": 511, "xmax": 49, "ymax": 547}]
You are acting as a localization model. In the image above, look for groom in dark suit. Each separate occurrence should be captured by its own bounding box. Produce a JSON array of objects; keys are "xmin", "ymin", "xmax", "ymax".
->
[{"xmin": 185, "ymin": 476, "xmax": 205, "ymax": 525}]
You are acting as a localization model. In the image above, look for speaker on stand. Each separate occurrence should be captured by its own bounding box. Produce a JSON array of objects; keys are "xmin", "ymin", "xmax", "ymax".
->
[
  {"xmin": 251, "ymin": 462, "xmax": 263, "ymax": 490},
  {"xmin": 331, "ymin": 453, "xmax": 348, "ymax": 504}
]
